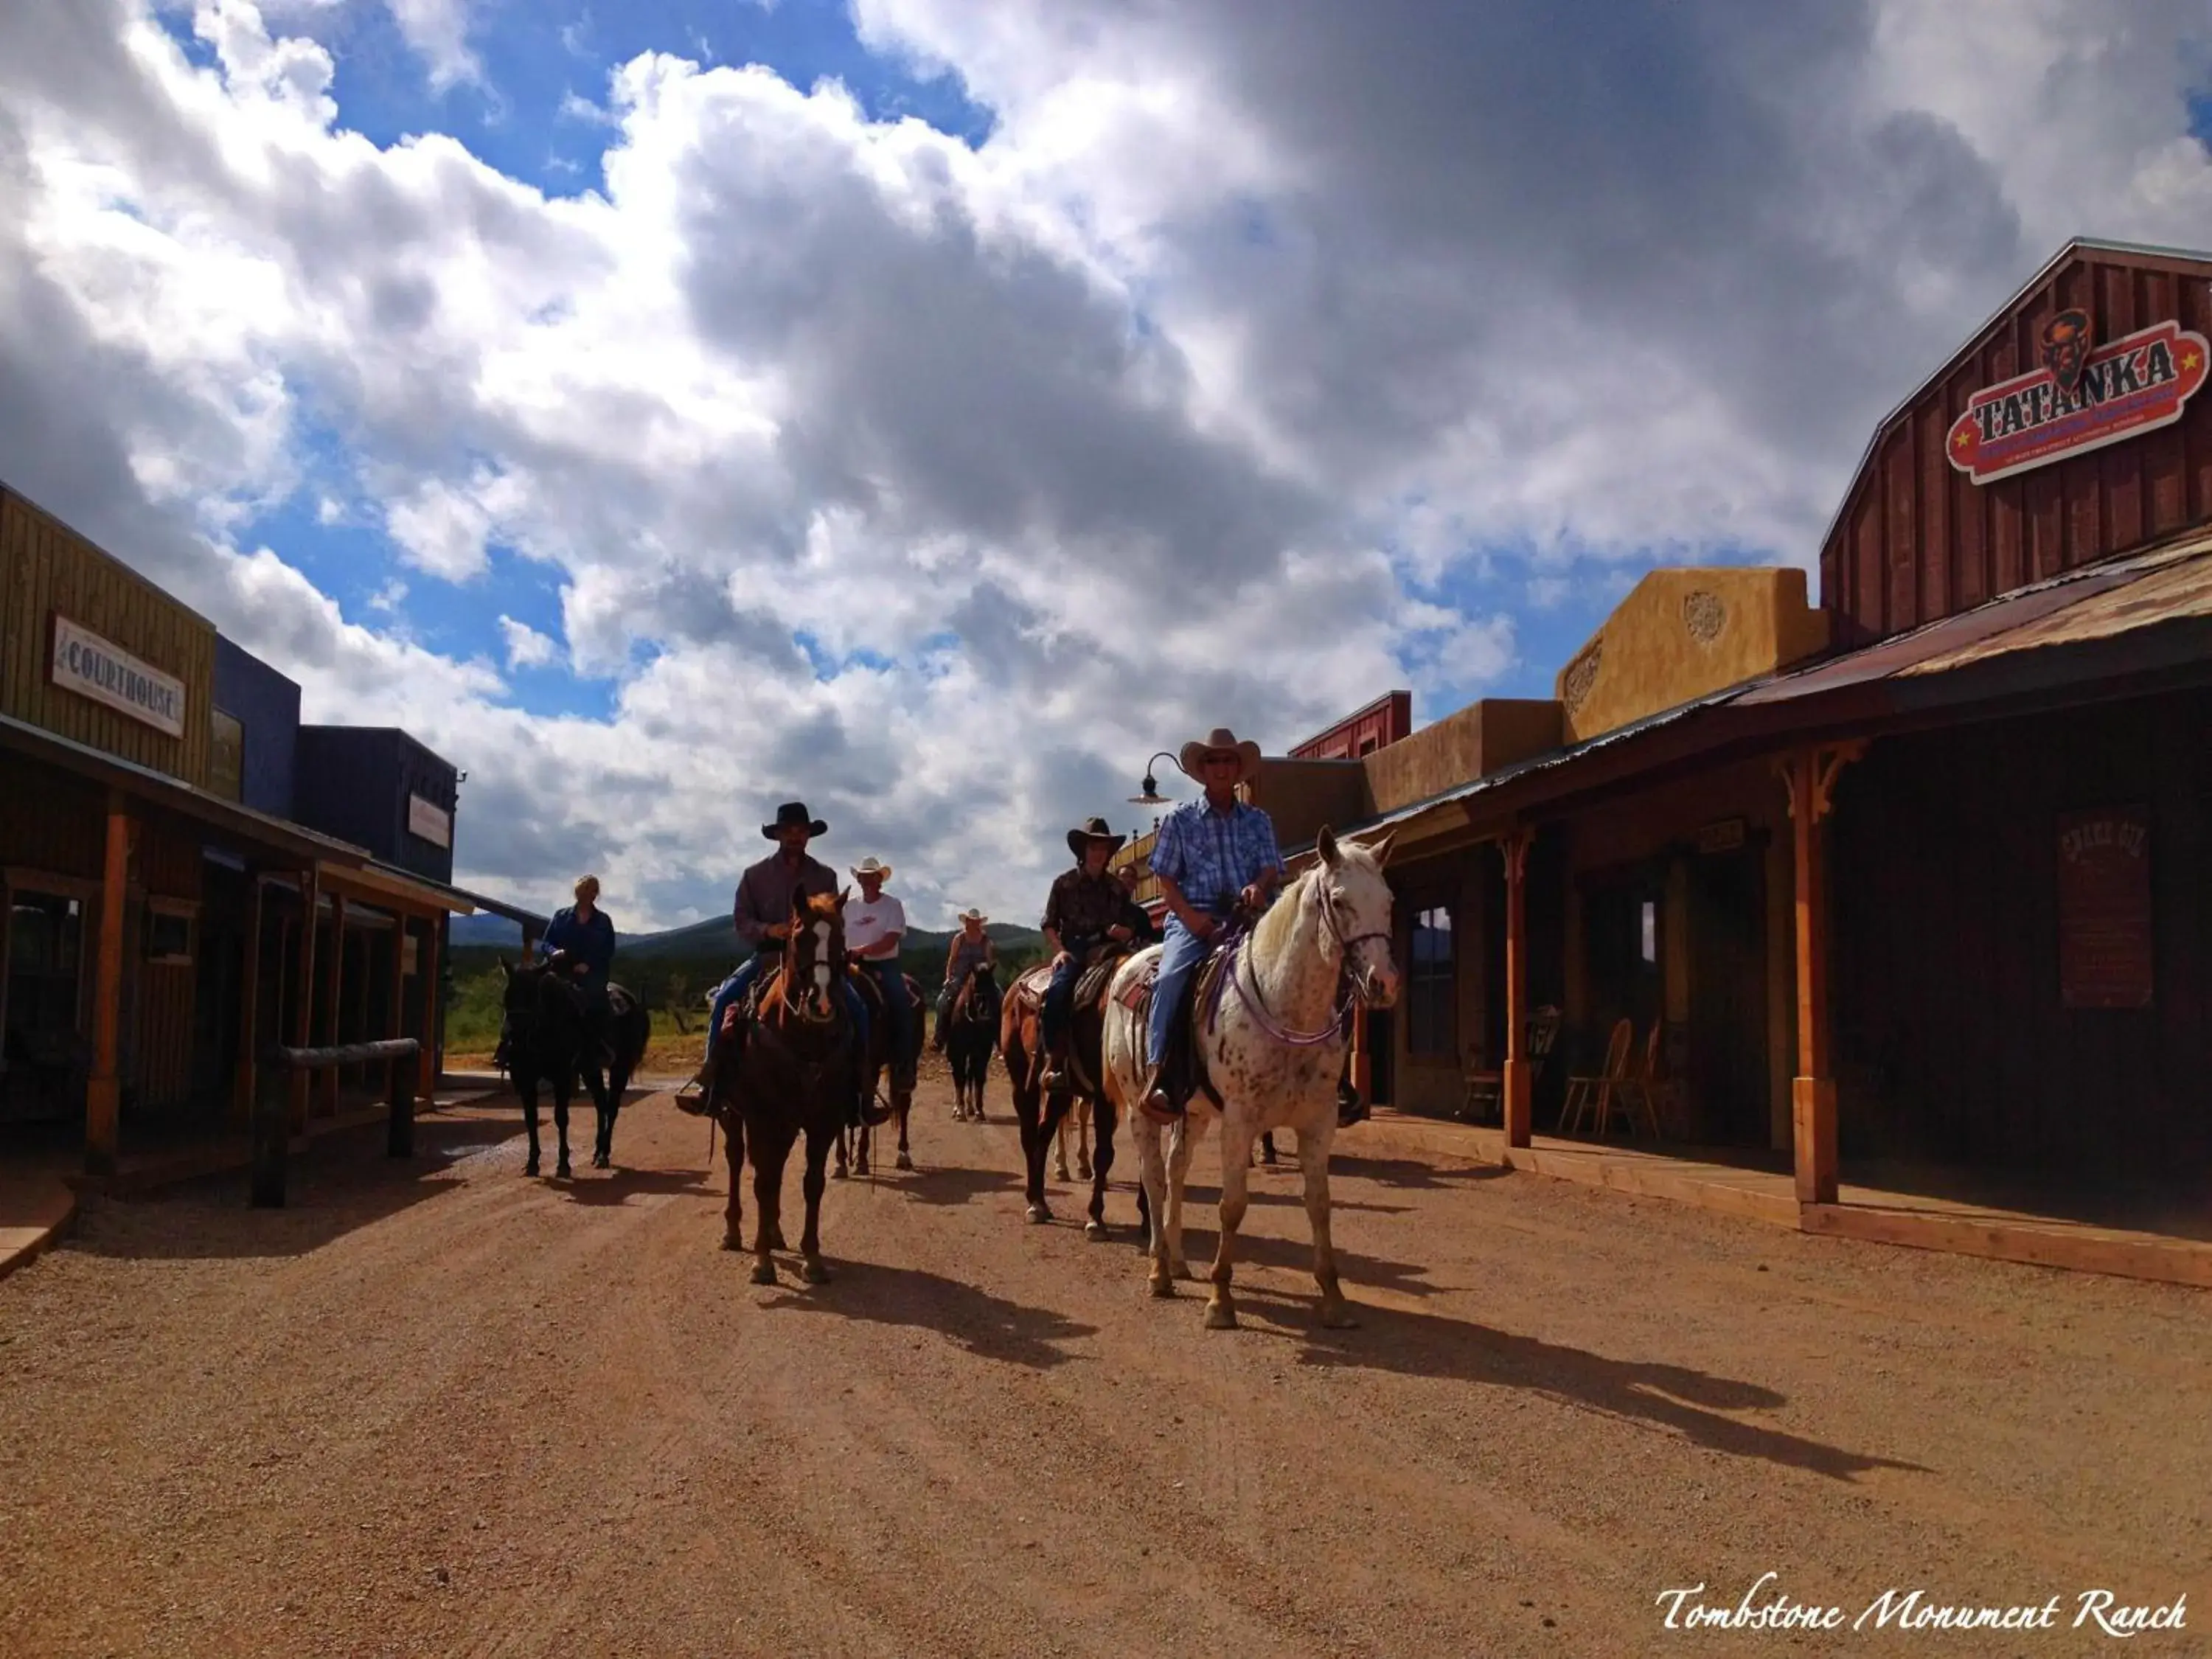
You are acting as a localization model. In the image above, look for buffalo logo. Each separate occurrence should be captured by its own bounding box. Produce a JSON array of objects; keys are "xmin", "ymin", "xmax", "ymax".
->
[{"xmin": 2041, "ymin": 308, "xmax": 2094, "ymax": 400}]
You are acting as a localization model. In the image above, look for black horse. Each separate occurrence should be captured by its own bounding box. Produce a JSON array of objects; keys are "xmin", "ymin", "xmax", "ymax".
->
[
  {"xmin": 498, "ymin": 955, "xmax": 651, "ymax": 1177},
  {"xmin": 943, "ymin": 960, "xmax": 999, "ymax": 1122}
]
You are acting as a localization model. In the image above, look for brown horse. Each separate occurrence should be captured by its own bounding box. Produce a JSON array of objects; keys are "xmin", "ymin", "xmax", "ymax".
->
[
  {"xmin": 836, "ymin": 965, "xmax": 926, "ymax": 1177},
  {"xmin": 1001, "ymin": 954, "xmax": 1124, "ymax": 1237},
  {"xmin": 945, "ymin": 960, "xmax": 999, "ymax": 1122},
  {"xmin": 712, "ymin": 889, "xmax": 862, "ymax": 1286}
]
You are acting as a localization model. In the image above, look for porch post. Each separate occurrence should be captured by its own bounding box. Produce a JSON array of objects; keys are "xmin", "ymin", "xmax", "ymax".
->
[
  {"xmin": 416, "ymin": 910, "xmax": 441, "ymax": 1103},
  {"xmin": 1784, "ymin": 742, "xmax": 1863, "ymax": 1206},
  {"xmin": 232, "ymin": 874, "xmax": 263, "ymax": 1128},
  {"xmin": 389, "ymin": 910, "xmax": 410, "ymax": 1103},
  {"xmin": 320, "ymin": 891, "xmax": 347, "ymax": 1116},
  {"xmin": 289, "ymin": 868, "xmax": 319, "ymax": 1134},
  {"xmin": 1349, "ymin": 1004, "xmax": 1369, "ymax": 1105},
  {"xmin": 1501, "ymin": 827, "xmax": 1534, "ymax": 1150},
  {"xmin": 85, "ymin": 792, "xmax": 133, "ymax": 1180}
]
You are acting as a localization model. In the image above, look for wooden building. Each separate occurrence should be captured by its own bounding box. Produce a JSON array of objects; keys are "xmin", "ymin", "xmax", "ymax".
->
[
  {"xmin": 0, "ymin": 483, "xmax": 509, "ymax": 1181},
  {"xmin": 1270, "ymin": 238, "xmax": 2212, "ymax": 1230}
]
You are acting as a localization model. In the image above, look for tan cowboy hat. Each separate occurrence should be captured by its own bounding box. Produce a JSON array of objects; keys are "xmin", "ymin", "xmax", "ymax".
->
[
  {"xmin": 1065, "ymin": 815, "xmax": 1127, "ymax": 858},
  {"xmin": 1178, "ymin": 726, "xmax": 1262, "ymax": 783},
  {"xmin": 850, "ymin": 856, "xmax": 893, "ymax": 882},
  {"xmin": 958, "ymin": 907, "xmax": 988, "ymax": 924}
]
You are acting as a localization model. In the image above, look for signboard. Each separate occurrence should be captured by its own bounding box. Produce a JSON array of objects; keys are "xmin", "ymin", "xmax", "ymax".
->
[
  {"xmin": 1947, "ymin": 317, "xmax": 2208, "ymax": 486},
  {"xmin": 2056, "ymin": 807, "xmax": 2153, "ymax": 1009},
  {"xmin": 402, "ymin": 936, "xmax": 420, "ymax": 975},
  {"xmin": 407, "ymin": 793, "xmax": 452, "ymax": 849},
  {"xmin": 50, "ymin": 616, "xmax": 186, "ymax": 737},
  {"xmin": 1695, "ymin": 816, "xmax": 1746, "ymax": 855}
]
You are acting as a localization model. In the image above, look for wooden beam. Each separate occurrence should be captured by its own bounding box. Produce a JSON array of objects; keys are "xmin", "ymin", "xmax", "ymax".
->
[
  {"xmin": 1501, "ymin": 828, "xmax": 1534, "ymax": 1150},
  {"xmin": 289, "ymin": 869, "xmax": 318, "ymax": 1134},
  {"xmin": 232, "ymin": 874, "xmax": 263, "ymax": 1129},
  {"xmin": 84, "ymin": 793, "xmax": 132, "ymax": 1180},
  {"xmin": 389, "ymin": 912, "xmax": 409, "ymax": 1103},
  {"xmin": 1782, "ymin": 743, "xmax": 1863, "ymax": 1204},
  {"xmin": 1349, "ymin": 1003, "xmax": 1369, "ymax": 1104},
  {"xmin": 319, "ymin": 893, "xmax": 347, "ymax": 1117},
  {"xmin": 416, "ymin": 911, "xmax": 440, "ymax": 1103}
]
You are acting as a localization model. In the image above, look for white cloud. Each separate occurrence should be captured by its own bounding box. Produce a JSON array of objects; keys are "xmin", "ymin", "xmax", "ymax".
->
[
  {"xmin": 3, "ymin": 0, "xmax": 2211, "ymax": 927},
  {"xmin": 383, "ymin": 0, "xmax": 479, "ymax": 91},
  {"xmin": 498, "ymin": 613, "xmax": 559, "ymax": 669}
]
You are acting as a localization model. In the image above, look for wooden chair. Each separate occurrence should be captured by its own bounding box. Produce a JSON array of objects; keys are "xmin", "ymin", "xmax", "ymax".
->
[
  {"xmin": 1614, "ymin": 1020, "xmax": 1669, "ymax": 1141},
  {"xmin": 1559, "ymin": 1017, "xmax": 1635, "ymax": 1138},
  {"xmin": 1459, "ymin": 1006, "xmax": 1562, "ymax": 1124}
]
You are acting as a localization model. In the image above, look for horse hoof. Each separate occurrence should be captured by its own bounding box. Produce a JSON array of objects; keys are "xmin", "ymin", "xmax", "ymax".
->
[
  {"xmin": 1078, "ymin": 1162, "xmax": 1093, "ymax": 1181},
  {"xmin": 1085, "ymin": 1220, "xmax": 1108, "ymax": 1242},
  {"xmin": 801, "ymin": 1258, "xmax": 832, "ymax": 1286},
  {"xmin": 765, "ymin": 1228, "xmax": 788, "ymax": 1252},
  {"xmin": 1053, "ymin": 1166, "xmax": 1070, "ymax": 1183},
  {"xmin": 1204, "ymin": 1300, "xmax": 1239, "ymax": 1330},
  {"xmin": 1025, "ymin": 1203, "xmax": 1051, "ymax": 1225},
  {"xmin": 524, "ymin": 1158, "xmax": 540, "ymax": 1178},
  {"xmin": 895, "ymin": 1152, "xmax": 914, "ymax": 1172},
  {"xmin": 832, "ymin": 1164, "xmax": 849, "ymax": 1181},
  {"xmin": 1317, "ymin": 1300, "xmax": 1360, "ymax": 1331},
  {"xmin": 1148, "ymin": 1274, "xmax": 1175, "ymax": 1300},
  {"xmin": 750, "ymin": 1260, "xmax": 777, "ymax": 1286},
  {"xmin": 592, "ymin": 1151, "xmax": 610, "ymax": 1170},
  {"xmin": 555, "ymin": 1162, "xmax": 572, "ymax": 1181},
  {"xmin": 721, "ymin": 1231, "xmax": 742, "ymax": 1252}
]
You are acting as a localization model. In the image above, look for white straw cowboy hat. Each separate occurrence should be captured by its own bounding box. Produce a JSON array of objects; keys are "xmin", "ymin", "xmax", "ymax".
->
[
  {"xmin": 1178, "ymin": 726, "xmax": 1263, "ymax": 784},
  {"xmin": 958, "ymin": 907, "xmax": 988, "ymax": 923},
  {"xmin": 850, "ymin": 856, "xmax": 893, "ymax": 882},
  {"xmin": 1066, "ymin": 815, "xmax": 1128, "ymax": 858}
]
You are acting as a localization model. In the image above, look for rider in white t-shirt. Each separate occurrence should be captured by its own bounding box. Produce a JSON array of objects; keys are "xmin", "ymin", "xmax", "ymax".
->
[{"xmin": 846, "ymin": 858, "xmax": 915, "ymax": 1060}]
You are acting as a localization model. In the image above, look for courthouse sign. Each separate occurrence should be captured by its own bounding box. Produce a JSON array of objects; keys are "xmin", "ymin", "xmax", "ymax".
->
[
  {"xmin": 50, "ymin": 615, "xmax": 186, "ymax": 738},
  {"xmin": 1947, "ymin": 316, "xmax": 2208, "ymax": 485}
]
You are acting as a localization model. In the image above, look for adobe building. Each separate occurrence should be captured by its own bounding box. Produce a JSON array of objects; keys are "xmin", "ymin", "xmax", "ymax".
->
[
  {"xmin": 0, "ymin": 481, "xmax": 543, "ymax": 1183},
  {"xmin": 1159, "ymin": 238, "xmax": 2212, "ymax": 1281}
]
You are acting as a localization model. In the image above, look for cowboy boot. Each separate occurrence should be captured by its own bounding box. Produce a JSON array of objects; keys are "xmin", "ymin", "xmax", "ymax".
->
[
  {"xmin": 1039, "ymin": 1041, "xmax": 1071, "ymax": 1093},
  {"xmin": 1138, "ymin": 1062, "xmax": 1182, "ymax": 1125}
]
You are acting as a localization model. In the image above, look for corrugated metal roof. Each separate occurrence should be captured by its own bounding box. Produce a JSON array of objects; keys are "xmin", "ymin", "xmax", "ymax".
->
[{"xmin": 1303, "ymin": 527, "xmax": 2212, "ymax": 859}]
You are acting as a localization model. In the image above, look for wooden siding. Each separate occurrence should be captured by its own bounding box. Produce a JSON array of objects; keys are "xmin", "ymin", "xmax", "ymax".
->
[
  {"xmin": 0, "ymin": 487, "xmax": 216, "ymax": 785},
  {"xmin": 1829, "ymin": 688, "xmax": 2211, "ymax": 1175},
  {"xmin": 1821, "ymin": 246, "xmax": 2212, "ymax": 646}
]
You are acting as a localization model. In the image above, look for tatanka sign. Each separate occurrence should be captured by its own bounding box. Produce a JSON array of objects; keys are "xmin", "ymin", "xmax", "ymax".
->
[
  {"xmin": 50, "ymin": 615, "xmax": 187, "ymax": 738},
  {"xmin": 1947, "ymin": 315, "xmax": 2208, "ymax": 485}
]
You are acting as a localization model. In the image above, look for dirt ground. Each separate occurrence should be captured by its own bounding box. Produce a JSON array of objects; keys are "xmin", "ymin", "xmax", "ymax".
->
[{"xmin": 3, "ymin": 1072, "xmax": 2208, "ymax": 1658}]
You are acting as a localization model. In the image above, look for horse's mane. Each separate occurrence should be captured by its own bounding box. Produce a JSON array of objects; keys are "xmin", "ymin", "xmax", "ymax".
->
[{"xmin": 1248, "ymin": 841, "xmax": 1379, "ymax": 962}]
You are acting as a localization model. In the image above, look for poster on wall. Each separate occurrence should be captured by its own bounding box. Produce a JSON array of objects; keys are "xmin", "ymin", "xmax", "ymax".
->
[
  {"xmin": 407, "ymin": 793, "xmax": 452, "ymax": 849},
  {"xmin": 2055, "ymin": 807, "xmax": 2153, "ymax": 1009}
]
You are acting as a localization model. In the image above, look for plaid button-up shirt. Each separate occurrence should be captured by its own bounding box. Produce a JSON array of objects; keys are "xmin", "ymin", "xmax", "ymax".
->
[{"xmin": 1149, "ymin": 797, "xmax": 1281, "ymax": 917}]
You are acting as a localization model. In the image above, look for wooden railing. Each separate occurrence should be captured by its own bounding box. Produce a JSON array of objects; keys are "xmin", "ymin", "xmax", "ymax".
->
[{"xmin": 253, "ymin": 1037, "xmax": 420, "ymax": 1208}]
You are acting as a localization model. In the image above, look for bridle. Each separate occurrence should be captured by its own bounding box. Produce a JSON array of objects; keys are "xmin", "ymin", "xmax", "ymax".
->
[{"xmin": 1225, "ymin": 867, "xmax": 1391, "ymax": 1049}]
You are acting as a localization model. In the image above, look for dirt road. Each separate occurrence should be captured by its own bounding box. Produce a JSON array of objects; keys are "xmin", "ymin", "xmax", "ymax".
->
[{"xmin": 3, "ymin": 1079, "xmax": 2208, "ymax": 1657}]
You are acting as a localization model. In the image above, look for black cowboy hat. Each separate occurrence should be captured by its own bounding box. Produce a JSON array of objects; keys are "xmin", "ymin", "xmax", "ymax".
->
[
  {"xmin": 762, "ymin": 801, "xmax": 829, "ymax": 839},
  {"xmin": 1066, "ymin": 815, "xmax": 1127, "ymax": 858}
]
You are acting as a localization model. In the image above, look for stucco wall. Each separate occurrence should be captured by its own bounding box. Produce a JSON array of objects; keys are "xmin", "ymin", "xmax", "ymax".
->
[
  {"xmin": 1553, "ymin": 568, "xmax": 1829, "ymax": 745},
  {"xmin": 1361, "ymin": 698, "xmax": 1565, "ymax": 815}
]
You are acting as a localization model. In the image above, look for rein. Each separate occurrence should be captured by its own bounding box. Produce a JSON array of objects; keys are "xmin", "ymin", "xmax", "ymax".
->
[{"xmin": 1222, "ymin": 873, "xmax": 1388, "ymax": 1049}]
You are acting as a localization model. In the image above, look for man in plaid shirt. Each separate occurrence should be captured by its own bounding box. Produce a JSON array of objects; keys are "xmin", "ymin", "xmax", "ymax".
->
[{"xmin": 1140, "ymin": 726, "xmax": 1283, "ymax": 1122}]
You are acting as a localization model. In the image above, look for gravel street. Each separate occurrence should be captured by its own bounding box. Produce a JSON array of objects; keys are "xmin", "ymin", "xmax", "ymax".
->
[{"xmin": 3, "ymin": 1073, "xmax": 2207, "ymax": 1658}]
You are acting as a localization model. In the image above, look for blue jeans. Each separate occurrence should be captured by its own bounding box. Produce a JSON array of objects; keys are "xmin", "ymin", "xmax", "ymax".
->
[
  {"xmin": 1147, "ymin": 916, "xmax": 1214, "ymax": 1068},
  {"xmin": 858, "ymin": 959, "xmax": 913, "ymax": 1056},
  {"xmin": 710, "ymin": 956, "xmax": 869, "ymax": 1057},
  {"xmin": 1041, "ymin": 953, "xmax": 1084, "ymax": 1053}
]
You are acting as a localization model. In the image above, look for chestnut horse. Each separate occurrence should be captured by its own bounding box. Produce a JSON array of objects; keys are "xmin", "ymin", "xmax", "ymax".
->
[
  {"xmin": 711, "ymin": 889, "xmax": 862, "ymax": 1286},
  {"xmin": 1001, "ymin": 953, "xmax": 1124, "ymax": 1237}
]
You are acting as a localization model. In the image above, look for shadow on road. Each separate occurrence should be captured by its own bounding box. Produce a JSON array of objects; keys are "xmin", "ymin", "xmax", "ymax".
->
[
  {"xmin": 763, "ymin": 1262, "xmax": 1098, "ymax": 1370},
  {"xmin": 553, "ymin": 1166, "xmax": 716, "ymax": 1207},
  {"xmin": 891, "ymin": 1164, "xmax": 1024, "ymax": 1208},
  {"xmin": 62, "ymin": 1116, "xmax": 518, "ymax": 1262},
  {"xmin": 1278, "ymin": 1299, "xmax": 1924, "ymax": 1484},
  {"xmin": 1326, "ymin": 1155, "xmax": 1511, "ymax": 1192}
]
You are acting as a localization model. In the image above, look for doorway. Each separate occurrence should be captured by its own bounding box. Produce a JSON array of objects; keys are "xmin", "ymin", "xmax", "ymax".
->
[{"xmin": 1687, "ymin": 845, "xmax": 1770, "ymax": 1147}]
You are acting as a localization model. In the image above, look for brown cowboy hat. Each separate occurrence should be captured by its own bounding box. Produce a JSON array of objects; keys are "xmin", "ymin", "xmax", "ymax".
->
[
  {"xmin": 762, "ymin": 801, "xmax": 829, "ymax": 839},
  {"xmin": 1178, "ymin": 726, "xmax": 1262, "ymax": 783},
  {"xmin": 1066, "ymin": 815, "xmax": 1127, "ymax": 858}
]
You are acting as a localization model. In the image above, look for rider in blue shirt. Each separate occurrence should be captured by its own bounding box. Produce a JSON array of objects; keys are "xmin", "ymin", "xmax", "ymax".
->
[
  {"xmin": 540, "ymin": 874, "xmax": 617, "ymax": 1071},
  {"xmin": 1141, "ymin": 727, "xmax": 1282, "ymax": 1122}
]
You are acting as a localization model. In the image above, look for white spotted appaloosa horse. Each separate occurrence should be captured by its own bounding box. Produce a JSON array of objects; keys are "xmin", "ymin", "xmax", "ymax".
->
[{"xmin": 1102, "ymin": 827, "xmax": 1397, "ymax": 1331}]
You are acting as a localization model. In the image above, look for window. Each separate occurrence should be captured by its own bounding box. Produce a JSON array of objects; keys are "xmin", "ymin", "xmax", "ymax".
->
[
  {"xmin": 1406, "ymin": 902, "xmax": 1455, "ymax": 1057},
  {"xmin": 1640, "ymin": 899, "xmax": 1658, "ymax": 965},
  {"xmin": 7, "ymin": 893, "xmax": 84, "ymax": 1037},
  {"xmin": 209, "ymin": 709, "xmax": 244, "ymax": 802},
  {"xmin": 145, "ymin": 902, "xmax": 195, "ymax": 966}
]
